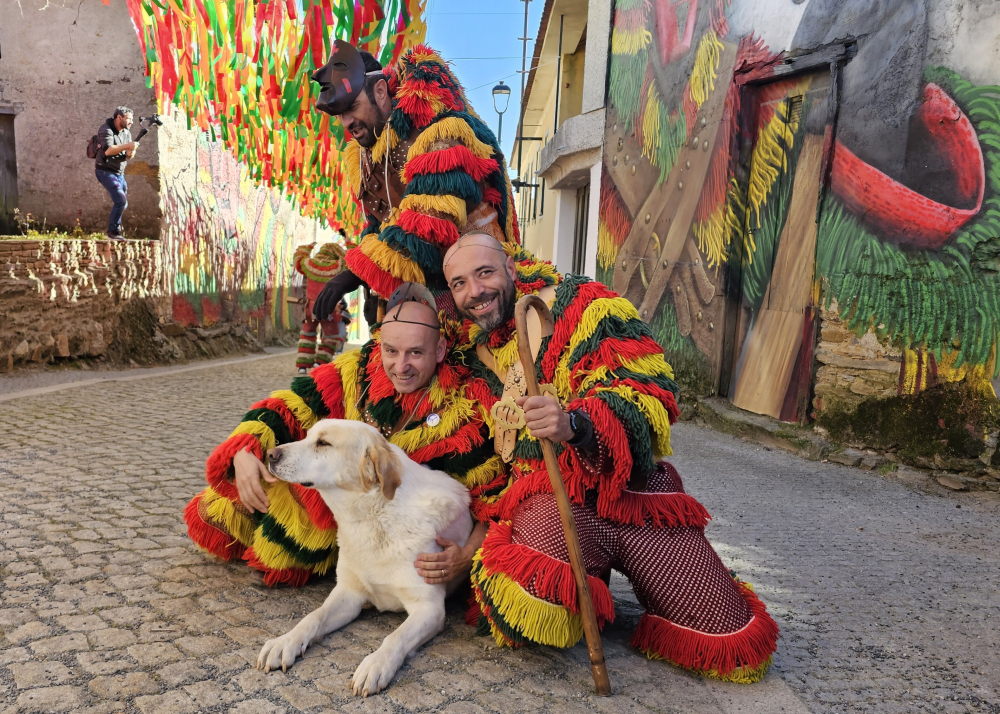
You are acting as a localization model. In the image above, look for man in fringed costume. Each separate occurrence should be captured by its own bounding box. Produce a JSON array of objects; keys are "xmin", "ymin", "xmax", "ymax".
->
[
  {"xmin": 444, "ymin": 233, "xmax": 779, "ymax": 683},
  {"xmin": 184, "ymin": 284, "xmax": 500, "ymax": 587},
  {"xmin": 308, "ymin": 39, "xmax": 520, "ymax": 324},
  {"xmin": 292, "ymin": 241, "xmax": 349, "ymax": 373}
]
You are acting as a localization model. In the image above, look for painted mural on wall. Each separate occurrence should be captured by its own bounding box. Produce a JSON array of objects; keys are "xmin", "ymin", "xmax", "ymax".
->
[
  {"xmin": 161, "ymin": 133, "xmax": 314, "ymax": 329},
  {"xmin": 129, "ymin": 0, "xmax": 427, "ymax": 331},
  {"xmin": 599, "ymin": 0, "xmax": 1000, "ymax": 420}
]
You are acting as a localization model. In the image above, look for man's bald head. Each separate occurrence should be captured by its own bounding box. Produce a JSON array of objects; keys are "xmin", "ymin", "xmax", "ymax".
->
[
  {"xmin": 444, "ymin": 232, "xmax": 517, "ymax": 332},
  {"xmin": 382, "ymin": 299, "xmax": 440, "ymax": 331},
  {"xmin": 379, "ymin": 300, "xmax": 446, "ymax": 394},
  {"xmin": 442, "ymin": 231, "xmax": 507, "ymax": 271}
]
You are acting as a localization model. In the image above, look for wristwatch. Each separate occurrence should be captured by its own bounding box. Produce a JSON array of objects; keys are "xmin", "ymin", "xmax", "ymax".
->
[{"xmin": 566, "ymin": 409, "xmax": 595, "ymax": 449}]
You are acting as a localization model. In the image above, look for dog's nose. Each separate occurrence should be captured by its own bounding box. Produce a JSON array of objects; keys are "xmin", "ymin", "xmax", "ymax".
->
[{"xmin": 268, "ymin": 448, "xmax": 282, "ymax": 464}]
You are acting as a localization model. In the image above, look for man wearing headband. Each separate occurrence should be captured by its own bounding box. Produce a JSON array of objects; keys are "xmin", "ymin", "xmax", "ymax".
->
[
  {"xmin": 444, "ymin": 233, "xmax": 779, "ymax": 682},
  {"xmin": 308, "ymin": 40, "xmax": 521, "ymax": 325},
  {"xmin": 184, "ymin": 283, "xmax": 500, "ymax": 587}
]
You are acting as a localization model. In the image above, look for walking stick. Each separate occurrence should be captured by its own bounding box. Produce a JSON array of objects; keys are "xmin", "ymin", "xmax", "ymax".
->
[{"xmin": 514, "ymin": 294, "xmax": 612, "ymax": 696}]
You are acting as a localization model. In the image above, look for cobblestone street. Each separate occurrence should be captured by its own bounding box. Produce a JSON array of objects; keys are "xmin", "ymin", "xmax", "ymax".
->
[{"xmin": 1, "ymin": 352, "xmax": 998, "ymax": 713}]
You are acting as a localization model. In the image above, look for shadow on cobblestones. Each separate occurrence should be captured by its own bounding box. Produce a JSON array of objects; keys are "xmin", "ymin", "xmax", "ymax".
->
[{"xmin": 0, "ymin": 353, "xmax": 996, "ymax": 713}]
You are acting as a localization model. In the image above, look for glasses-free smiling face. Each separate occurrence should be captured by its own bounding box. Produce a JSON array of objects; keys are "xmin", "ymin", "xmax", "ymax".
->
[
  {"xmin": 444, "ymin": 238, "xmax": 518, "ymax": 332},
  {"xmin": 379, "ymin": 303, "xmax": 446, "ymax": 394}
]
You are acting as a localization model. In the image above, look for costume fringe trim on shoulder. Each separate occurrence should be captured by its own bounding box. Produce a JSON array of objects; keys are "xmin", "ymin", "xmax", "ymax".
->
[
  {"xmin": 344, "ymin": 140, "xmax": 362, "ymax": 195},
  {"xmin": 408, "ymin": 117, "xmax": 495, "ymax": 161}
]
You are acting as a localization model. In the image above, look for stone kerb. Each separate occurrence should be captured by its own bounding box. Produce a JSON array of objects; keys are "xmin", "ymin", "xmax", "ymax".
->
[{"xmin": 0, "ymin": 238, "xmax": 166, "ymax": 369}]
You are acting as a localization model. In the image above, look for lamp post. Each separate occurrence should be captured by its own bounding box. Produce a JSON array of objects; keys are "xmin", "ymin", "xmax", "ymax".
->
[{"xmin": 492, "ymin": 81, "xmax": 511, "ymax": 147}]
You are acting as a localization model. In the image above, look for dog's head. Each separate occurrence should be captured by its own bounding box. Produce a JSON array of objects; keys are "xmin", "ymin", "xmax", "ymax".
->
[{"xmin": 266, "ymin": 419, "xmax": 401, "ymax": 500}]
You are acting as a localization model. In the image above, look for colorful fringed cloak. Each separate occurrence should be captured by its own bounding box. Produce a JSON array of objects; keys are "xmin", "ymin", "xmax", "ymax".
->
[
  {"xmin": 185, "ymin": 341, "xmax": 497, "ymax": 587},
  {"xmin": 293, "ymin": 242, "xmax": 347, "ymax": 286},
  {"xmin": 456, "ymin": 249, "xmax": 779, "ymax": 682},
  {"xmin": 294, "ymin": 242, "xmax": 349, "ymax": 368},
  {"xmin": 341, "ymin": 44, "xmax": 521, "ymax": 298},
  {"xmin": 457, "ymin": 248, "xmax": 684, "ymax": 520}
]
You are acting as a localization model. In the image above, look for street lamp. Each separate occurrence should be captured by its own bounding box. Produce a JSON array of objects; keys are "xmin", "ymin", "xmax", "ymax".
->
[{"xmin": 492, "ymin": 81, "xmax": 511, "ymax": 146}]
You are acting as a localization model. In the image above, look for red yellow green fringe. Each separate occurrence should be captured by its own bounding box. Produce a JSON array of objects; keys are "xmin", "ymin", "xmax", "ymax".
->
[
  {"xmin": 342, "ymin": 43, "xmax": 520, "ymax": 295},
  {"xmin": 470, "ymin": 521, "xmax": 615, "ymax": 649},
  {"xmin": 294, "ymin": 242, "xmax": 348, "ymax": 284}
]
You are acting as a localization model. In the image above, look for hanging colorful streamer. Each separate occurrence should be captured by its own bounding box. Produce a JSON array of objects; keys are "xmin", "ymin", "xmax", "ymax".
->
[{"xmin": 125, "ymin": 0, "xmax": 427, "ymax": 232}]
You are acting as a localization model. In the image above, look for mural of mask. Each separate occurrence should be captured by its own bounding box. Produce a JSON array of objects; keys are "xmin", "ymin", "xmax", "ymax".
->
[{"xmin": 599, "ymin": 0, "xmax": 1000, "ymax": 425}]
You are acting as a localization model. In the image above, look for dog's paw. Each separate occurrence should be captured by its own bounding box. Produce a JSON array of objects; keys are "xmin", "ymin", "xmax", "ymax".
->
[
  {"xmin": 351, "ymin": 650, "xmax": 400, "ymax": 697},
  {"xmin": 257, "ymin": 633, "xmax": 308, "ymax": 673}
]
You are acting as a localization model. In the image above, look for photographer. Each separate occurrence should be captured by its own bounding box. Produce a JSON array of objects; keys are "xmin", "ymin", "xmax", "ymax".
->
[{"xmin": 94, "ymin": 106, "xmax": 139, "ymax": 240}]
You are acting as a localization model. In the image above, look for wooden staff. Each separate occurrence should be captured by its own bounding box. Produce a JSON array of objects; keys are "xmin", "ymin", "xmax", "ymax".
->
[
  {"xmin": 514, "ymin": 294, "xmax": 611, "ymax": 696},
  {"xmin": 376, "ymin": 297, "xmax": 387, "ymax": 323}
]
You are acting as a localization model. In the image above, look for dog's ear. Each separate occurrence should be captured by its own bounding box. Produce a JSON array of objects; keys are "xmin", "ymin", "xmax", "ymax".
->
[{"xmin": 360, "ymin": 437, "xmax": 401, "ymax": 500}]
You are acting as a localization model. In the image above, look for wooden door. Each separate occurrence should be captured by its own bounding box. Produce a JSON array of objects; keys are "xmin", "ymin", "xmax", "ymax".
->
[
  {"xmin": 0, "ymin": 113, "xmax": 17, "ymax": 235},
  {"xmin": 726, "ymin": 72, "xmax": 830, "ymax": 420}
]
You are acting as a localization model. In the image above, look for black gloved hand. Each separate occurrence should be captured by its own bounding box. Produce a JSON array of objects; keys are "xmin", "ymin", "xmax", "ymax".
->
[
  {"xmin": 363, "ymin": 286, "xmax": 379, "ymax": 325},
  {"xmin": 313, "ymin": 270, "xmax": 363, "ymax": 321}
]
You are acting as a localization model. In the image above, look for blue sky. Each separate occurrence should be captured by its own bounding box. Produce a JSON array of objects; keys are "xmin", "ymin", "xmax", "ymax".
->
[{"xmin": 422, "ymin": 0, "xmax": 545, "ymax": 168}]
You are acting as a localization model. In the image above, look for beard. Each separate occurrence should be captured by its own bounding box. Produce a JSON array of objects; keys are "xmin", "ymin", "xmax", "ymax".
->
[
  {"xmin": 349, "ymin": 103, "xmax": 389, "ymax": 149},
  {"xmin": 352, "ymin": 120, "xmax": 382, "ymax": 148},
  {"xmin": 458, "ymin": 279, "xmax": 517, "ymax": 333}
]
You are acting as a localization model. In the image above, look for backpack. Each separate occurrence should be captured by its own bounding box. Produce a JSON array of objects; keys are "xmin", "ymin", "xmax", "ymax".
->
[{"xmin": 86, "ymin": 135, "xmax": 101, "ymax": 159}]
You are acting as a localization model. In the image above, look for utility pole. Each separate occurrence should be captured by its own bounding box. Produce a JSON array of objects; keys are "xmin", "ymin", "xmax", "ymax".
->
[
  {"xmin": 516, "ymin": 0, "xmax": 531, "ymax": 192},
  {"xmin": 554, "ymin": 14, "xmax": 563, "ymax": 134}
]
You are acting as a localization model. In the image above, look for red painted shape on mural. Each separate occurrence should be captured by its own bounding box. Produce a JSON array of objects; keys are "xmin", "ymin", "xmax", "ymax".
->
[
  {"xmin": 831, "ymin": 83, "xmax": 984, "ymax": 249},
  {"xmin": 655, "ymin": 0, "xmax": 698, "ymax": 66},
  {"xmin": 172, "ymin": 294, "xmax": 201, "ymax": 327},
  {"xmin": 201, "ymin": 295, "xmax": 222, "ymax": 325}
]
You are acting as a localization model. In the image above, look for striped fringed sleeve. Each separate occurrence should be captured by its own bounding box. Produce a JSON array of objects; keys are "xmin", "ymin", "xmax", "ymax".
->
[
  {"xmin": 184, "ymin": 352, "xmax": 361, "ymax": 579},
  {"xmin": 541, "ymin": 275, "xmax": 682, "ymax": 520},
  {"xmin": 200, "ymin": 352, "xmax": 359, "ymax": 504}
]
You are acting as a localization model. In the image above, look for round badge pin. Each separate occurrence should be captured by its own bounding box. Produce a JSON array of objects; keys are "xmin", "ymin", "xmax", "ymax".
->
[{"xmin": 426, "ymin": 413, "xmax": 441, "ymax": 427}]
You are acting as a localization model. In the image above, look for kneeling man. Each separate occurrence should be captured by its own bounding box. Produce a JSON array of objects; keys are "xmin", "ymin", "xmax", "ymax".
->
[
  {"xmin": 185, "ymin": 284, "xmax": 496, "ymax": 586},
  {"xmin": 444, "ymin": 234, "xmax": 780, "ymax": 683}
]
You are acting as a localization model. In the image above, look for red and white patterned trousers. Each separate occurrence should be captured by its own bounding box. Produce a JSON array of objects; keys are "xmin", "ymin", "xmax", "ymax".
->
[{"xmin": 474, "ymin": 462, "xmax": 779, "ymax": 680}]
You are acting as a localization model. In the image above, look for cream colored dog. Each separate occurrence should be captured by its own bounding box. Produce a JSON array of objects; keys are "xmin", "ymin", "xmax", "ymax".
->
[{"xmin": 256, "ymin": 419, "xmax": 472, "ymax": 696}]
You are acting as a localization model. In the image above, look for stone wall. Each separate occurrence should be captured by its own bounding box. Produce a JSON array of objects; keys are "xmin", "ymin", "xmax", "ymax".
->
[
  {"xmin": 0, "ymin": 238, "xmax": 165, "ymax": 369},
  {"xmin": 812, "ymin": 298, "xmax": 902, "ymax": 417},
  {"xmin": 0, "ymin": 0, "xmax": 160, "ymax": 238}
]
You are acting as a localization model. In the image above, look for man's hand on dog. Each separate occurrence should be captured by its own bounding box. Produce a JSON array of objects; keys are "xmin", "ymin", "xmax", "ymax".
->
[
  {"xmin": 516, "ymin": 395, "xmax": 574, "ymax": 443},
  {"xmin": 414, "ymin": 536, "xmax": 470, "ymax": 585},
  {"xmin": 415, "ymin": 522, "xmax": 488, "ymax": 585},
  {"xmin": 234, "ymin": 449, "xmax": 277, "ymax": 513}
]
